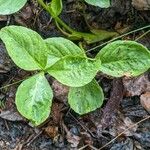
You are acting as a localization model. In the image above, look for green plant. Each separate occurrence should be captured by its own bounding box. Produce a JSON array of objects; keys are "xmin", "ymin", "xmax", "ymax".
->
[
  {"xmin": 0, "ymin": 25, "xmax": 150, "ymax": 126},
  {"xmin": 37, "ymin": 0, "xmax": 116, "ymax": 44},
  {"xmin": 0, "ymin": 0, "xmax": 116, "ymax": 43},
  {"xmin": 84, "ymin": 0, "xmax": 110, "ymax": 8},
  {"xmin": 0, "ymin": 0, "xmax": 27, "ymax": 15}
]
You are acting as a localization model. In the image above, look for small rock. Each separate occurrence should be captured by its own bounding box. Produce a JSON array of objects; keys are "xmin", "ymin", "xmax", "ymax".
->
[{"xmin": 140, "ymin": 92, "xmax": 150, "ymax": 112}]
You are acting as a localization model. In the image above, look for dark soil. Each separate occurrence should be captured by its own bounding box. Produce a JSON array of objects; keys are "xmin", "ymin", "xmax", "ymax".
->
[{"xmin": 0, "ymin": 0, "xmax": 150, "ymax": 149}]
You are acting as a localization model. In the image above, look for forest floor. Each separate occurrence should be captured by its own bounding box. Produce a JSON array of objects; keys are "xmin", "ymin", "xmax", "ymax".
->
[{"xmin": 0, "ymin": 0, "xmax": 150, "ymax": 149}]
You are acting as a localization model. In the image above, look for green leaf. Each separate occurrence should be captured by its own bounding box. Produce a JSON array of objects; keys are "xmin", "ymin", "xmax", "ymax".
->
[
  {"xmin": 96, "ymin": 40, "xmax": 150, "ymax": 77},
  {"xmin": 45, "ymin": 37, "xmax": 85, "ymax": 68},
  {"xmin": 0, "ymin": 26, "xmax": 48, "ymax": 70},
  {"xmin": 48, "ymin": 0, "xmax": 62, "ymax": 17},
  {"xmin": 68, "ymin": 79, "xmax": 104, "ymax": 115},
  {"xmin": 0, "ymin": 0, "xmax": 27, "ymax": 15},
  {"xmin": 85, "ymin": 0, "xmax": 110, "ymax": 8},
  {"xmin": 47, "ymin": 56, "xmax": 101, "ymax": 87},
  {"xmin": 16, "ymin": 73, "xmax": 53, "ymax": 126}
]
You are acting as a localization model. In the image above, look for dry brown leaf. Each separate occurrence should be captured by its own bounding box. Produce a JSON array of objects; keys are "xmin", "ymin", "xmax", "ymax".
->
[
  {"xmin": 123, "ymin": 74, "xmax": 150, "ymax": 97},
  {"xmin": 44, "ymin": 126, "xmax": 59, "ymax": 139},
  {"xmin": 109, "ymin": 112, "xmax": 138, "ymax": 137},
  {"xmin": 140, "ymin": 92, "xmax": 150, "ymax": 112},
  {"xmin": 52, "ymin": 80, "xmax": 69, "ymax": 102},
  {"xmin": 0, "ymin": 109, "xmax": 24, "ymax": 121},
  {"xmin": 132, "ymin": 0, "xmax": 150, "ymax": 10},
  {"xmin": 66, "ymin": 132, "xmax": 81, "ymax": 148}
]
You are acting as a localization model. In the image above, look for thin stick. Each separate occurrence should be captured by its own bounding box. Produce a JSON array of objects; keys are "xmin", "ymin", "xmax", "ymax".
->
[
  {"xmin": 99, "ymin": 115, "xmax": 150, "ymax": 150},
  {"xmin": 135, "ymin": 30, "xmax": 150, "ymax": 41},
  {"xmin": 78, "ymin": 144, "xmax": 89, "ymax": 150},
  {"xmin": 87, "ymin": 25, "xmax": 150, "ymax": 52},
  {"xmin": 0, "ymin": 79, "xmax": 25, "ymax": 90}
]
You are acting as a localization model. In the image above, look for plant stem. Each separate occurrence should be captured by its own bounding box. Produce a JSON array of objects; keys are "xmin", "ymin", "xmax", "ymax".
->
[
  {"xmin": 37, "ymin": 0, "xmax": 75, "ymax": 33},
  {"xmin": 54, "ymin": 17, "xmax": 75, "ymax": 33}
]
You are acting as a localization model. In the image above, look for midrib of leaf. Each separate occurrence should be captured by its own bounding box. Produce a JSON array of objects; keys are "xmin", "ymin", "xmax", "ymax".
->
[
  {"xmin": 28, "ymin": 76, "xmax": 43, "ymax": 118},
  {"xmin": 11, "ymin": 32, "xmax": 44, "ymax": 70}
]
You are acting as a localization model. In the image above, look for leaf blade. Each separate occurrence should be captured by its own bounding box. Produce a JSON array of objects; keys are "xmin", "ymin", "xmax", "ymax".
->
[
  {"xmin": 0, "ymin": 0, "xmax": 27, "ymax": 15},
  {"xmin": 85, "ymin": 0, "xmax": 110, "ymax": 8},
  {"xmin": 96, "ymin": 40, "xmax": 150, "ymax": 77},
  {"xmin": 0, "ymin": 26, "xmax": 47, "ymax": 70},
  {"xmin": 68, "ymin": 79, "xmax": 104, "ymax": 115},
  {"xmin": 48, "ymin": 0, "xmax": 62, "ymax": 17},
  {"xmin": 47, "ymin": 56, "xmax": 101, "ymax": 87},
  {"xmin": 45, "ymin": 37, "xmax": 85, "ymax": 68},
  {"xmin": 16, "ymin": 73, "xmax": 53, "ymax": 126}
]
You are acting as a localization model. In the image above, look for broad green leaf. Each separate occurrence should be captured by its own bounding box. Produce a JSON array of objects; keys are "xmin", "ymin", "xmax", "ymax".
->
[
  {"xmin": 68, "ymin": 79, "xmax": 104, "ymax": 115},
  {"xmin": 16, "ymin": 73, "xmax": 53, "ymax": 126},
  {"xmin": 47, "ymin": 56, "xmax": 101, "ymax": 87},
  {"xmin": 0, "ymin": 0, "xmax": 27, "ymax": 15},
  {"xmin": 85, "ymin": 0, "xmax": 110, "ymax": 8},
  {"xmin": 45, "ymin": 37, "xmax": 85, "ymax": 68},
  {"xmin": 0, "ymin": 26, "xmax": 47, "ymax": 70},
  {"xmin": 96, "ymin": 40, "xmax": 150, "ymax": 77},
  {"xmin": 48, "ymin": 0, "xmax": 62, "ymax": 17}
]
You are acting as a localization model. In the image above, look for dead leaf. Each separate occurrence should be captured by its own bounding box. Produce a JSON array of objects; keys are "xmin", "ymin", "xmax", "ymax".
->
[
  {"xmin": 44, "ymin": 126, "xmax": 59, "ymax": 139},
  {"xmin": 140, "ymin": 92, "xmax": 150, "ymax": 112},
  {"xmin": 51, "ymin": 102, "xmax": 63, "ymax": 125},
  {"xmin": 110, "ymin": 138, "xmax": 134, "ymax": 150},
  {"xmin": 0, "ymin": 109, "xmax": 24, "ymax": 121},
  {"xmin": 109, "ymin": 112, "xmax": 138, "ymax": 137},
  {"xmin": 132, "ymin": 0, "xmax": 150, "ymax": 10},
  {"xmin": 52, "ymin": 80, "xmax": 69, "ymax": 102},
  {"xmin": 123, "ymin": 74, "xmax": 150, "ymax": 97},
  {"xmin": 66, "ymin": 132, "xmax": 81, "ymax": 148}
]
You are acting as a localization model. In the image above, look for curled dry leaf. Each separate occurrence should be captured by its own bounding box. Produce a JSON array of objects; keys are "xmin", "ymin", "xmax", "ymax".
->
[
  {"xmin": 140, "ymin": 92, "xmax": 150, "ymax": 112},
  {"xmin": 123, "ymin": 74, "xmax": 150, "ymax": 97}
]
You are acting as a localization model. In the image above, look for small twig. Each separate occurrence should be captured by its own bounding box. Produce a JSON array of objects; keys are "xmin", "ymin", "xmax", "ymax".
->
[
  {"xmin": 26, "ymin": 130, "xmax": 43, "ymax": 146},
  {"xmin": 0, "ymin": 79, "xmax": 25, "ymax": 90},
  {"xmin": 69, "ymin": 112, "xmax": 96, "ymax": 138},
  {"xmin": 78, "ymin": 144, "xmax": 88, "ymax": 150},
  {"xmin": 4, "ymin": 120, "xmax": 9, "ymax": 131},
  {"xmin": 99, "ymin": 115, "xmax": 150, "ymax": 150},
  {"xmin": 135, "ymin": 30, "xmax": 150, "ymax": 41},
  {"xmin": 89, "ymin": 144, "xmax": 98, "ymax": 150}
]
